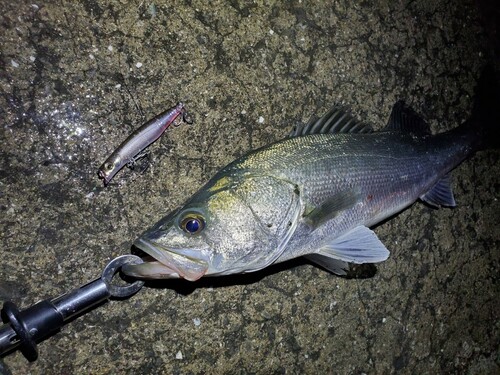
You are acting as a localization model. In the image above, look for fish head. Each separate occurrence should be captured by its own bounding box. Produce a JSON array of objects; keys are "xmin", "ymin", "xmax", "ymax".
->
[{"xmin": 122, "ymin": 173, "xmax": 302, "ymax": 281}]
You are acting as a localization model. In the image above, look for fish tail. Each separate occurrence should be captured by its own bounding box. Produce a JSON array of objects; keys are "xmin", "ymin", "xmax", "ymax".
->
[{"xmin": 468, "ymin": 65, "xmax": 500, "ymax": 150}]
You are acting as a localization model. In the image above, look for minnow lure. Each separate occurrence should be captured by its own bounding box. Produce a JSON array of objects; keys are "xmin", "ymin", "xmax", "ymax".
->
[{"xmin": 98, "ymin": 102, "xmax": 192, "ymax": 185}]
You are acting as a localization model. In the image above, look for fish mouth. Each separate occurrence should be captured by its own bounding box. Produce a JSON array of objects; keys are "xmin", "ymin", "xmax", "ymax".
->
[{"xmin": 121, "ymin": 238, "xmax": 209, "ymax": 281}]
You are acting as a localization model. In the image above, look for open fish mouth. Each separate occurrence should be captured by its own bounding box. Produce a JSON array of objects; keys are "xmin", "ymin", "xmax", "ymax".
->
[{"xmin": 121, "ymin": 238, "xmax": 209, "ymax": 281}]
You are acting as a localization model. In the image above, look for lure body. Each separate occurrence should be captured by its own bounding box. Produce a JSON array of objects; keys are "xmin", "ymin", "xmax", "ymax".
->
[{"xmin": 98, "ymin": 102, "xmax": 191, "ymax": 185}]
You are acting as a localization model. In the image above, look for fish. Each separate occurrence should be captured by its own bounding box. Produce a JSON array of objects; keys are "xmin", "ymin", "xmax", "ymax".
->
[
  {"xmin": 98, "ymin": 102, "xmax": 192, "ymax": 185},
  {"xmin": 122, "ymin": 68, "xmax": 499, "ymax": 281}
]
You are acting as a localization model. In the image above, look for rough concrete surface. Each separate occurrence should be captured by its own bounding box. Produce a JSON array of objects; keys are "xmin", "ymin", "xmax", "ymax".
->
[{"xmin": 0, "ymin": 0, "xmax": 498, "ymax": 374}]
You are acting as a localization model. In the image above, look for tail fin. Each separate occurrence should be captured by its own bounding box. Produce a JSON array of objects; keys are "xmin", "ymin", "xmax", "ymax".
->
[{"xmin": 470, "ymin": 65, "xmax": 500, "ymax": 150}]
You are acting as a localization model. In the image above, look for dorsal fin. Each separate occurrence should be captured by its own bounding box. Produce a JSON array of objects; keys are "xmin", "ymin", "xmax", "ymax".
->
[
  {"xmin": 290, "ymin": 105, "xmax": 373, "ymax": 137},
  {"xmin": 385, "ymin": 100, "xmax": 431, "ymax": 135}
]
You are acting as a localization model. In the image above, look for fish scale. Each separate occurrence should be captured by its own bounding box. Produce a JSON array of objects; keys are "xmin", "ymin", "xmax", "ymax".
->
[{"xmin": 227, "ymin": 130, "xmax": 473, "ymax": 263}]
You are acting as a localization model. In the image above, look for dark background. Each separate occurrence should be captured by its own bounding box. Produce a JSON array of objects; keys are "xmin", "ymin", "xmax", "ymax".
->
[{"xmin": 1, "ymin": 0, "xmax": 498, "ymax": 373}]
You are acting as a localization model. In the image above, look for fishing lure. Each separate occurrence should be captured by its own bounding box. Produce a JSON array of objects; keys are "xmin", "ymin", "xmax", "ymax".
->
[{"xmin": 98, "ymin": 102, "xmax": 192, "ymax": 185}]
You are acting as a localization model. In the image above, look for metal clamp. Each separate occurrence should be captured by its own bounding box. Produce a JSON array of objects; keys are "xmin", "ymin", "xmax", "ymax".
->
[{"xmin": 0, "ymin": 255, "xmax": 144, "ymax": 361}]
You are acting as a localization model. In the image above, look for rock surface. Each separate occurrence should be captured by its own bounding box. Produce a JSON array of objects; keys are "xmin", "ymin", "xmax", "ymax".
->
[{"xmin": 1, "ymin": 1, "xmax": 498, "ymax": 374}]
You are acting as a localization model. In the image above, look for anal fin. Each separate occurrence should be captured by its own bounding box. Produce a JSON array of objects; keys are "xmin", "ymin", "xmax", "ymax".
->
[{"xmin": 420, "ymin": 174, "xmax": 456, "ymax": 207}]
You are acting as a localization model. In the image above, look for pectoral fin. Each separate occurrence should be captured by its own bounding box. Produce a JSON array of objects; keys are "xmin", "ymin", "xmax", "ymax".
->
[
  {"xmin": 316, "ymin": 225, "xmax": 390, "ymax": 264},
  {"xmin": 303, "ymin": 188, "xmax": 361, "ymax": 229}
]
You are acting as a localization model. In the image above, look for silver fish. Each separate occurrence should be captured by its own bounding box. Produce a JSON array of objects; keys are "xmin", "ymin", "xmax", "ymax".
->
[
  {"xmin": 122, "ymin": 69, "xmax": 498, "ymax": 281},
  {"xmin": 98, "ymin": 102, "xmax": 192, "ymax": 185}
]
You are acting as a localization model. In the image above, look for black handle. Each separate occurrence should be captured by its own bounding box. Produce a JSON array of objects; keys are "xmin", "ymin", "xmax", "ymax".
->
[
  {"xmin": 0, "ymin": 255, "xmax": 144, "ymax": 361},
  {"xmin": 1, "ymin": 300, "xmax": 64, "ymax": 361}
]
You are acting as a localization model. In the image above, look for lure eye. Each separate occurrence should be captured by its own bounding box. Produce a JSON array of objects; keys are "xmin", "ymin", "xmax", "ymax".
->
[
  {"xmin": 180, "ymin": 214, "xmax": 205, "ymax": 234},
  {"xmin": 100, "ymin": 161, "xmax": 115, "ymax": 174}
]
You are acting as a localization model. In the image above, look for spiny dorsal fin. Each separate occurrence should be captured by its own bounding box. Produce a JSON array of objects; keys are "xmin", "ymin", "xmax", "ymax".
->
[
  {"xmin": 420, "ymin": 174, "xmax": 456, "ymax": 207},
  {"xmin": 290, "ymin": 105, "xmax": 373, "ymax": 137},
  {"xmin": 385, "ymin": 100, "xmax": 431, "ymax": 135}
]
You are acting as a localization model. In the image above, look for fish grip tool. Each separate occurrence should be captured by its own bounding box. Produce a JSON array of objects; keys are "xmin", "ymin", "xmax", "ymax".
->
[{"xmin": 0, "ymin": 255, "xmax": 145, "ymax": 362}]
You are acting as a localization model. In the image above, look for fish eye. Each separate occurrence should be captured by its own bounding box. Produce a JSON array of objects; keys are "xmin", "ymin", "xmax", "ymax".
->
[{"xmin": 180, "ymin": 214, "xmax": 205, "ymax": 235}]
